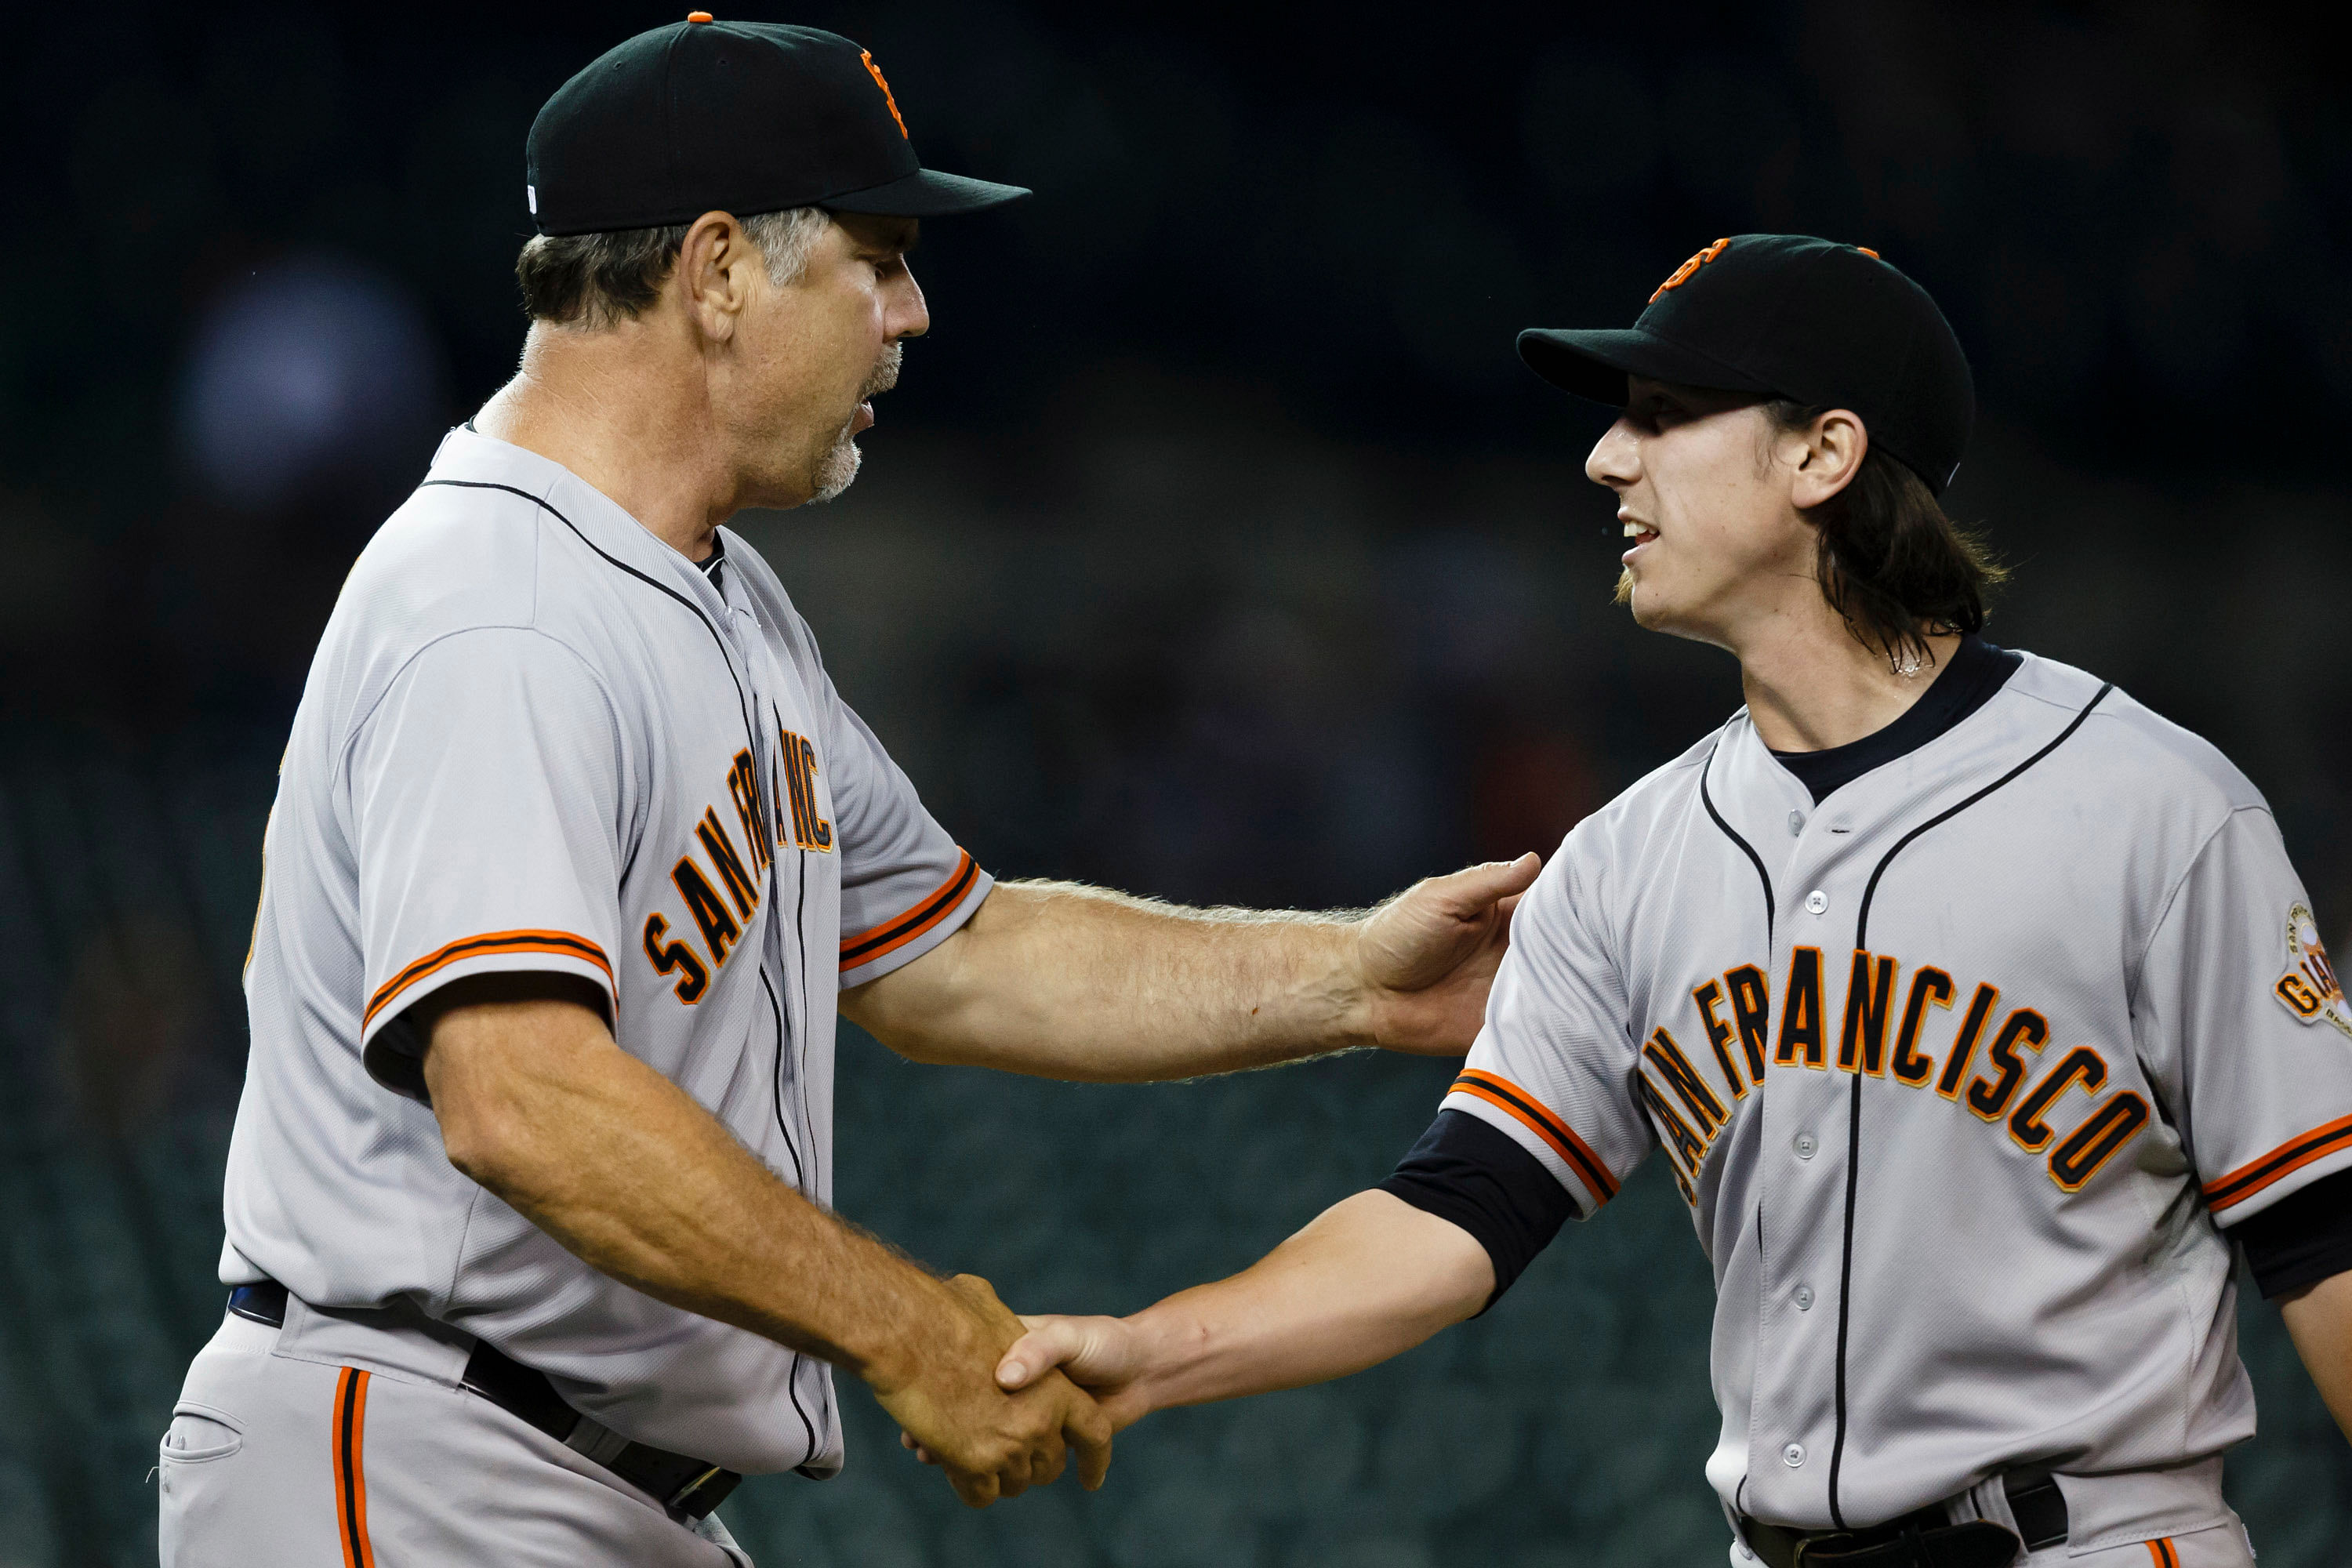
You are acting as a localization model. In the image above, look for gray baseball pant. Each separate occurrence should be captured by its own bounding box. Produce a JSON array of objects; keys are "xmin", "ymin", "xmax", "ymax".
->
[{"xmin": 158, "ymin": 1307, "xmax": 754, "ymax": 1567}]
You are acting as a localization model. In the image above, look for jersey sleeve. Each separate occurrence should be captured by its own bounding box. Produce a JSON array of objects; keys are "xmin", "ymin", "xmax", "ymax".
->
[
  {"xmin": 815, "ymin": 677, "xmax": 993, "ymax": 989},
  {"xmin": 1440, "ymin": 843, "xmax": 1653, "ymax": 1218},
  {"xmin": 349, "ymin": 628, "xmax": 628, "ymax": 1095},
  {"xmin": 2135, "ymin": 806, "xmax": 2352, "ymax": 1225}
]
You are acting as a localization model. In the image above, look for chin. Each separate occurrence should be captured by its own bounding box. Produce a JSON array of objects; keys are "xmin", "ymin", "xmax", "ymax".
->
[
  {"xmin": 1623, "ymin": 581, "xmax": 1691, "ymax": 637},
  {"xmin": 808, "ymin": 437, "xmax": 862, "ymax": 505}
]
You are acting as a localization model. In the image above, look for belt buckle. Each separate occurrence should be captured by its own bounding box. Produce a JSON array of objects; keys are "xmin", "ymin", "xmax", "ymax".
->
[{"xmin": 664, "ymin": 1464, "xmax": 731, "ymax": 1520}]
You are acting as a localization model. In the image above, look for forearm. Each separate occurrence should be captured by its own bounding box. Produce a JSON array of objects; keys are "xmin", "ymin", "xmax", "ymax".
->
[
  {"xmin": 848, "ymin": 880, "xmax": 1370, "ymax": 1081},
  {"xmin": 423, "ymin": 993, "xmax": 962, "ymax": 1385},
  {"xmin": 2281, "ymin": 1269, "xmax": 2352, "ymax": 1443},
  {"xmin": 1120, "ymin": 1190, "xmax": 1492, "ymax": 1412}
]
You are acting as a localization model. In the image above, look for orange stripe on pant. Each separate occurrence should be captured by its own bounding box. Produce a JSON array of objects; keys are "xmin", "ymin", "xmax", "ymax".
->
[
  {"xmin": 332, "ymin": 1367, "xmax": 377, "ymax": 1568},
  {"xmin": 2143, "ymin": 1537, "xmax": 2179, "ymax": 1568}
]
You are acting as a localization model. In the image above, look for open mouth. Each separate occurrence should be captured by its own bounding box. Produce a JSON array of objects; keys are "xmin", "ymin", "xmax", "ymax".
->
[{"xmin": 1621, "ymin": 517, "xmax": 1658, "ymax": 559}]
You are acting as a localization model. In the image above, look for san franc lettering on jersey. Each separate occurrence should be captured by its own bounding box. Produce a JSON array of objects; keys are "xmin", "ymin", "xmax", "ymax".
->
[
  {"xmin": 643, "ymin": 733, "xmax": 836, "ymax": 1005},
  {"xmin": 1640, "ymin": 949, "xmax": 2153, "ymax": 1202}
]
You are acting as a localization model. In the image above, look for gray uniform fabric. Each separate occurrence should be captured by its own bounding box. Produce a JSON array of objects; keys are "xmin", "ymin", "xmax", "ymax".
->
[
  {"xmin": 198, "ymin": 427, "xmax": 987, "ymax": 1493},
  {"xmin": 159, "ymin": 1310, "xmax": 755, "ymax": 1566},
  {"xmin": 1448, "ymin": 654, "xmax": 2343, "ymax": 1556}
]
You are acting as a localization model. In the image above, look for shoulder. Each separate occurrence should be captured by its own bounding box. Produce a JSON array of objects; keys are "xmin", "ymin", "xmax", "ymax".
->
[
  {"xmin": 1532, "ymin": 723, "xmax": 1729, "ymax": 913},
  {"xmin": 336, "ymin": 468, "xmax": 593, "ymax": 652},
  {"xmin": 313, "ymin": 479, "xmax": 620, "ymax": 737},
  {"xmin": 1570, "ymin": 724, "xmax": 1726, "ymax": 855},
  {"xmin": 2002, "ymin": 651, "xmax": 2267, "ymax": 815}
]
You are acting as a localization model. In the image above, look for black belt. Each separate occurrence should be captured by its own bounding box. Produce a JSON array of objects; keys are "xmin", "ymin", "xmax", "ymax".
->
[
  {"xmin": 1739, "ymin": 1469, "xmax": 2068, "ymax": 1568},
  {"xmin": 228, "ymin": 1282, "xmax": 741, "ymax": 1523}
]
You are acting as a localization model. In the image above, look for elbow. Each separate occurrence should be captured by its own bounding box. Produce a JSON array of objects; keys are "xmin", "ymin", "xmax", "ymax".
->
[{"xmin": 434, "ymin": 1097, "xmax": 540, "ymax": 1198}]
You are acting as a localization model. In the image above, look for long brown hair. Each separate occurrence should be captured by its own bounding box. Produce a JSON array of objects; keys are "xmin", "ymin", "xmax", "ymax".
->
[{"xmin": 1765, "ymin": 401, "xmax": 2007, "ymax": 672}]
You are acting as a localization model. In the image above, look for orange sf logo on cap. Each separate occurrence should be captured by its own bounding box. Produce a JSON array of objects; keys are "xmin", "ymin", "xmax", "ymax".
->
[
  {"xmin": 1650, "ymin": 238, "xmax": 1730, "ymax": 303},
  {"xmin": 861, "ymin": 50, "xmax": 909, "ymax": 139}
]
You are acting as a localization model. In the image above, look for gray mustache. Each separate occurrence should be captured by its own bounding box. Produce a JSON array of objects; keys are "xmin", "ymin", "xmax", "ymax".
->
[{"xmin": 860, "ymin": 345, "xmax": 902, "ymax": 401}]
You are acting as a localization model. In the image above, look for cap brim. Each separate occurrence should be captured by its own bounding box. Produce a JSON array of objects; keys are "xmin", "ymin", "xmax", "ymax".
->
[
  {"xmin": 1516, "ymin": 327, "xmax": 1777, "ymax": 406},
  {"xmin": 823, "ymin": 167, "xmax": 1030, "ymax": 216}
]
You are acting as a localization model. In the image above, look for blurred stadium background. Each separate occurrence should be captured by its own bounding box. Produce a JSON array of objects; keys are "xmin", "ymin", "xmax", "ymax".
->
[{"xmin": 3, "ymin": 0, "xmax": 2350, "ymax": 1562}]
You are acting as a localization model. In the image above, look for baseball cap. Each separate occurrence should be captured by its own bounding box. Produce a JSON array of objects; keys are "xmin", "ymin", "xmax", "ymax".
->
[
  {"xmin": 526, "ymin": 15, "xmax": 1029, "ymax": 236},
  {"xmin": 1516, "ymin": 234, "xmax": 1974, "ymax": 493}
]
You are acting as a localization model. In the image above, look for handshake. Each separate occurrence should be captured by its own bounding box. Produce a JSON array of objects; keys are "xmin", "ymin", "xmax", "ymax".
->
[
  {"xmin": 867, "ymin": 1179, "xmax": 1496, "ymax": 1508},
  {"xmin": 869, "ymin": 1272, "xmax": 1143, "ymax": 1508}
]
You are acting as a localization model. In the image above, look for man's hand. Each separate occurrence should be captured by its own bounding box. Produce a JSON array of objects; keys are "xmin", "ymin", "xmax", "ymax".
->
[
  {"xmin": 869, "ymin": 1274, "xmax": 1115, "ymax": 1507},
  {"xmin": 1355, "ymin": 855, "xmax": 1541, "ymax": 1054},
  {"xmin": 993, "ymin": 1313, "xmax": 1156, "ymax": 1428}
]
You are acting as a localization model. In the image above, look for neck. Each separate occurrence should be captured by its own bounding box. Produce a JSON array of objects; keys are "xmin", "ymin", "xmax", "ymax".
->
[
  {"xmin": 472, "ymin": 323, "xmax": 735, "ymax": 562},
  {"xmin": 1734, "ymin": 605, "xmax": 1962, "ymax": 753}
]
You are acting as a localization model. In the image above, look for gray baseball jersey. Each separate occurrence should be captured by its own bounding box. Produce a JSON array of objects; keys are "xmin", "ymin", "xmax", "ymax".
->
[
  {"xmin": 1446, "ymin": 652, "xmax": 2352, "ymax": 1538},
  {"xmin": 218, "ymin": 426, "xmax": 991, "ymax": 1475}
]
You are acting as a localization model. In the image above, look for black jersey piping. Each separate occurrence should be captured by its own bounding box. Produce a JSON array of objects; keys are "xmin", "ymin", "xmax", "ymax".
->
[
  {"xmin": 759, "ymin": 964, "xmax": 821, "ymax": 1469},
  {"xmin": 771, "ymin": 701, "xmax": 822, "ymax": 1182},
  {"xmin": 760, "ymin": 968, "xmax": 807, "ymax": 1188},
  {"xmin": 785, "ymin": 784, "xmax": 836, "ymax": 1477},
  {"xmin": 1700, "ymin": 732, "xmax": 1776, "ymax": 944},
  {"xmin": 418, "ymin": 478, "xmax": 763, "ymax": 768},
  {"xmin": 1822, "ymin": 681, "xmax": 2112, "ymax": 1528}
]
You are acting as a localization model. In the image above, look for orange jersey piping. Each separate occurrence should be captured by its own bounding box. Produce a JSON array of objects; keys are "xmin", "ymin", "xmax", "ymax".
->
[
  {"xmin": 840, "ymin": 851, "xmax": 980, "ymax": 970},
  {"xmin": 365, "ymin": 930, "xmax": 612, "ymax": 1026},
  {"xmin": 2204, "ymin": 1112, "xmax": 2352, "ymax": 1213},
  {"xmin": 1449, "ymin": 1069, "xmax": 1620, "ymax": 1208}
]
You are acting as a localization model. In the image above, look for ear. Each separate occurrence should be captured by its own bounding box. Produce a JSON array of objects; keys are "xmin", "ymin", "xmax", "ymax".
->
[
  {"xmin": 1788, "ymin": 408, "xmax": 1867, "ymax": 509},
  {"xmin": 673, "ymin": 211, "xmax": 758, "ymax": 344}
]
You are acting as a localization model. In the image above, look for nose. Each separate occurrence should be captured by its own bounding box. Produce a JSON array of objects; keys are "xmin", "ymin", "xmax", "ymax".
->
[
  {"xmin": 890, "ymin": 263, "xmax": 930, "ymax": 341},
  {"xmin": 1585, "ymin": 417, "xmax": 1641, "ymax": 489}
]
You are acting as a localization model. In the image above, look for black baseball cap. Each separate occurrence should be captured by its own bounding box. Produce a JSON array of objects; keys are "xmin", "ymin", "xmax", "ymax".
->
[
  {"xmin": 526, "ymin": 15, "xmax": 1029, "ymax": 236},
  {"xmin": 1517, "ymin": 234, "xmax": 1974, "ymax": 493}
]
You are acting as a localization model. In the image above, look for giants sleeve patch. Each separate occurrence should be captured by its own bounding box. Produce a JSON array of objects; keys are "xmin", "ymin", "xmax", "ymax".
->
[{"xmin": 2271, "ymin": 903, "xmax": 2352, "ymax": 1040}]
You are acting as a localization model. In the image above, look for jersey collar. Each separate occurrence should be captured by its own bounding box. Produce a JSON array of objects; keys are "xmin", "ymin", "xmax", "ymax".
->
[{"xmin": 424, "ymin": 425, "xmax": 731, "ymax": 616}]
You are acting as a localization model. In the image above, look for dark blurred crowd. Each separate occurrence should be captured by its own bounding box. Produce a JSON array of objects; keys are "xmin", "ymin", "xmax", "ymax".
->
[{"xmin": 4, "ymin": 0, "xmax": 2345, "ymax": 735}]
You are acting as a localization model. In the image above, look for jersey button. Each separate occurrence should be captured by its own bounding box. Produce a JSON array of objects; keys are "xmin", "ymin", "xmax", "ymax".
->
[
  {"xmin": 1788, "ymin": 810, "xmax": 1803, "ymax": 837},
  {"xmin": 1783, "ymin": 1443, "xmax": 1806, "ymax": 1468},
  {"xmin": 1804, "ymin": 888, "xmax": 1829, "ymax": 914},
  {"xmin": 1795, "ymin": 1286, "xmax": 1815, "ymax": 1312},
  {"xmin": 1793, "ymin": 1131, "xmax": 1818, "ymax": 1160}
]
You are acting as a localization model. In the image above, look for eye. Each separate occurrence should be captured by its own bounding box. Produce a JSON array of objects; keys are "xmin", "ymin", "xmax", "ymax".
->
[{"xmin": 1631, "ymin": 397, "xmax": 1680, "ymax": 432}]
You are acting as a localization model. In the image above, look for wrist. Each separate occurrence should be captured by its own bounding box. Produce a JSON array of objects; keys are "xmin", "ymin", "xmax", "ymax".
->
[
  {"xmin": 850, "ymin": 1273, "xmax": 982, "ymax": 1395},
  {"xmin": 1122, "ymin": 1299, "xmax": 1215, "ymax": 1413},
  {"xmin": 1337, "ymin": 920, "xmax": 1388, "ymax": 1049}
]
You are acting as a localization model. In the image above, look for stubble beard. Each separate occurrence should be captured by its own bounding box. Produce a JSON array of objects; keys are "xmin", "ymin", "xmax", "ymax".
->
[{"xmin": 806, "ymin": 343, "xmax": 902, "ymax": 505}]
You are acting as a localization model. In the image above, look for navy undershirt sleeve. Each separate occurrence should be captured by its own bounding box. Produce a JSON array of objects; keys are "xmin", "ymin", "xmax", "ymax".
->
[
  {"xmin": 1378, "ymin": 1109, "xmax": 1577, "ymax": 1310},
  {"xmin": 2235, "ymin": 1166, "xmax": 2352, "ymax": 1300}
]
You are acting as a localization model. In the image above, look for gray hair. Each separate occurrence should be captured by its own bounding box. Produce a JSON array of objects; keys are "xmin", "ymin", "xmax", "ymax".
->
[{"xmin": 514, "ymin": 206, "xmax": 832, "ymax": 328}]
